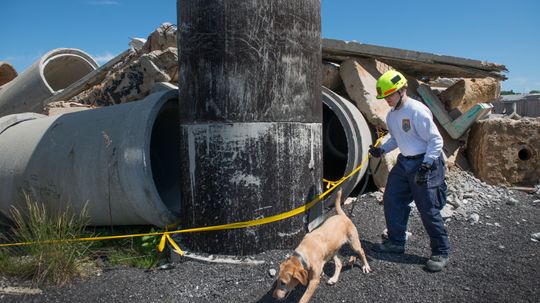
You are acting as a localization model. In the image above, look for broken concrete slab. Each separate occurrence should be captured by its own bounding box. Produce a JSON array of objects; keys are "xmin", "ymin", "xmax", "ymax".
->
[
  {"xmin": 71, "ymin": 48, "xmax": 178, "ymax": 106},
  {"xmin": 467, "ymin": 117, "xmax": 540, "ymax": 186},
  {"xmin": 340, "ymin": 58, "xmax": 421, "ymax": 130},
  {"xmin": 322, "ymin": 38, "xmax": 508, "ymax": 80},
  {"xmin": 339, "ymin": 58, "xmax": 392, "ymax": 129},
  {"xmin": 439, "ymin": 77, "xmax": 500, "ymax": 114},
  {"xmin": 45, "ymin": 24, "xmax": 178, "ymax": 108},
  {"xmin": 428, "ymin": 77, "xmax": 460, "ymax": 89},
  {"xmin": 142, "ymin": 22, "xmax": 177, "ymax": 53}
]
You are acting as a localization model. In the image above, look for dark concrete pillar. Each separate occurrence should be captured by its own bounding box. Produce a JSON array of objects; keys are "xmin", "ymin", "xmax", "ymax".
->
[{"xmin": 177, "ymin": 0, "xmax": 322, "ymax": 254}]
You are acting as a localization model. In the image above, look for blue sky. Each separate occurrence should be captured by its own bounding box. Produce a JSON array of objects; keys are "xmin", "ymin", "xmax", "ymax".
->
[{"xmin": 1, "ymin": 0, "xmax": 538, "ymax": 93}]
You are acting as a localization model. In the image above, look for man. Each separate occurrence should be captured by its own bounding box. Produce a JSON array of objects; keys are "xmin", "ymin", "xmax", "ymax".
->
[{"xmin": 369, "ymin": 70, "xmax": 449, "ymax": 272}]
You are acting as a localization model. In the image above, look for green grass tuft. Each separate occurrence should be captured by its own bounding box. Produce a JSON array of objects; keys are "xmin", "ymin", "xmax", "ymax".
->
[{"xmin": 0, "ymin": 194, "xmax": 94, "ymax": 286}]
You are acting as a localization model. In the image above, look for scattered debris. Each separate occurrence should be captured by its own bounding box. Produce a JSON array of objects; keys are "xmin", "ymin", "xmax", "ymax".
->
[
  {"xmin": 177, "ymin": 251, "xmax": 265, "ymax": 265},
  {"xmin": 44, "ymin": 101, "xmax": 93, "ymax": 116},
  {"xmin": 468, "ymin": 213, "xmax": 480, "ymax": 225},
  {"xmin": 0, "ymin": 286, "xmax": 42, "ymax": 296},
  {"xmin": 445, "ymin": 167, "xmax": 521, "ymax": 220}
]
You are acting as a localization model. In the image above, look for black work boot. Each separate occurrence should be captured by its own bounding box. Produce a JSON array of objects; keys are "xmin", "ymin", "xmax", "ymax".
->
[
  {"xmin": 425, "ymin": 255, "xmax": 449, "ymax": 272},
  {"xmin": 372, "ymin": 240, "xmax": 405, "ymax": 254}
]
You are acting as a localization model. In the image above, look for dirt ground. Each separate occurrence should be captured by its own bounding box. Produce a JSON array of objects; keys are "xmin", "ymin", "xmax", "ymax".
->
[{"xmin": 2, "ymin": 188, "xmax": 539, "ymax": 303}]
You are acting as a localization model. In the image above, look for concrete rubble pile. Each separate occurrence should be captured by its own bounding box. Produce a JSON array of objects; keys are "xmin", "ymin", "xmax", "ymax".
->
[
  {"xmin": 320, "ymin": 39, "xmax": 539, "ymax": 192},
  {"xmin": 0, "ymin": 22, "xmax": 538, "ymax": 226},
  {"xmin": 444, "ymin": 168, "xmax": 521, "ymax": 222},
  {"xmin": 57, "ymin": 23, "xmax": 178, "ymax": 109},
  {"xmin": 360, "ymin": 166, "xmax": 530, "ymax": 224}
]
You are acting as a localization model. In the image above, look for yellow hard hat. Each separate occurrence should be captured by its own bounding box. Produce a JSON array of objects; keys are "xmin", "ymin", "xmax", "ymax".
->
[{"xmin": 376, "ymin": 70, "xmax": 407, "ymax": 99}]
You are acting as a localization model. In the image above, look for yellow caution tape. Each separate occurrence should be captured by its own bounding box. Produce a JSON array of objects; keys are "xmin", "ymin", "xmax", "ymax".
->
[{"xmin": 0, "ymin": 133, "xmax": 386, "ymax": 255}]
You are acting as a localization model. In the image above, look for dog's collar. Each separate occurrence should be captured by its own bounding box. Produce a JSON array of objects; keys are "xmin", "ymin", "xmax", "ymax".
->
[{"xmin": 292, "ymin": 251, "xmax": 309, "ymax": 270}]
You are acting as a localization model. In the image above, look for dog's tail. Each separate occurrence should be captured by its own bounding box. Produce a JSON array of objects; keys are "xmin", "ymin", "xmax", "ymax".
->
[{"xmin": 334, "ymin": 189, "xmax": 345, "ymax": 216}]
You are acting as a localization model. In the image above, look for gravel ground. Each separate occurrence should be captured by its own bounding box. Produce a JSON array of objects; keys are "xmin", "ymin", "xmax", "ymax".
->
[{"xmin": 2, "ymin": 171, "xmax": 539, "ymax": 303}]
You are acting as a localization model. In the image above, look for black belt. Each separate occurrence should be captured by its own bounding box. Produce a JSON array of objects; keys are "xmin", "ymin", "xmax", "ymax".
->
[{"xmin": 402, "ymin": 153, "xmax": 425, "ymax": 160}]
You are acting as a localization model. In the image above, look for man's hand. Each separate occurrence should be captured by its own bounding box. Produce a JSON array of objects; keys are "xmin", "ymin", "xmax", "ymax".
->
[
  {"xmin": 369, "ymin": 145, "xmax": 384, "ymax": 158},
  {"xmin": 415, "ymin": 162, "xmax": 432, "ymax": 185}
]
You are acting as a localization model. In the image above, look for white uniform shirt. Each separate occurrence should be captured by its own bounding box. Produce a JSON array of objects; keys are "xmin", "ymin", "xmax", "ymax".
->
[{"xmin": 380, "ymin": 97, "xmax": 443, "ymax": 164}]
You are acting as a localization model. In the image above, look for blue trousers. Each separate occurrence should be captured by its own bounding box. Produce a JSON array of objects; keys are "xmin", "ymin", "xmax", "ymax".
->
[{"xmin": 383, "ymin": 154, "xmax": 450, "ymax": 256}]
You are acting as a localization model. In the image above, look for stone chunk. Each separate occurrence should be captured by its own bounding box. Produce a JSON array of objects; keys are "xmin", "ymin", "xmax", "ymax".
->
[
  {"xmin": 322, "ymin": 61, "xmax": 341, "ymax": 91},
  {"xmin": 439, "ymin": 78, "xmax": 500, "ymax": 114},
  {"xmin": 467, "ymin": 117, "xmax": 540, "ymax": 186},
  {"xmin": 0, "ymin": 62, "xmax": 17, "ymax": 86},
  {"xmin": 340, "ymin": 58, "xmax": 420, "ymax": 130},
  {"xmin": 339, "ymin": 58, "xmax": 392, "ymax": 129},
  {"xmin": 142, "ymin": 22, "xmax": 177, "ymax": 53}
]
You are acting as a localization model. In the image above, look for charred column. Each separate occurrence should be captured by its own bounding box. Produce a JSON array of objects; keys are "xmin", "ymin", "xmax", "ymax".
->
[{"xmin": 178, "ymin": 0, "xmax": 322, "ymax": 254}]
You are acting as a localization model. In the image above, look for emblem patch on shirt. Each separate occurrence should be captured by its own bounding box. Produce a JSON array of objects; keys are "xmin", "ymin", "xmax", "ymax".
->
[{"xmin": 402, "ymin": 119, "xmax": 411, "ymax": 132}]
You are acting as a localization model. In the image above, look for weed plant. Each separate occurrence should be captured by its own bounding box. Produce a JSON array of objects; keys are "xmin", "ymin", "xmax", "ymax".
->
[
  {"xmin": 0, "ymin": 197, "xmax": 169, "ymax": 287},
  {"xmin": 0, "ymin": 195, "xmax": 93, "ymax": 286},
  {"xmin": 90, "ymin": 226, "xmax": 166, "ymax": 269}
]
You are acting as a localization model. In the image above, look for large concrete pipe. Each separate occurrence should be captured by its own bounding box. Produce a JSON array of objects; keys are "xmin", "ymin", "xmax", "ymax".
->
[
  {"xmin": 0, "ymin": 48, "xmax": 98, "ymax": 116},
  {"xmin": 0, "ymin": 89, "xmax": 181, "ymax": 226},
  {"xmin": 322, "ymin": 87, "xmax": 372, "ymax": 203},
  {"xmin": 178, "ymin": 0, "xmax": 322, "ymax": 254}
]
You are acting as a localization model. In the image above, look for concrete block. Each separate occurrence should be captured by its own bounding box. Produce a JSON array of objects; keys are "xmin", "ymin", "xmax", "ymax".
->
[{"xmin": 467, "ymin": 117, "xmax": 540, "ymax": 186}]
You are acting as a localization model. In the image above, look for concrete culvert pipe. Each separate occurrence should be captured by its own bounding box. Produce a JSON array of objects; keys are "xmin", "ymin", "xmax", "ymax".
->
[
  {"xmin": 322, "ymin": 87, "xmax": 372, "ymax": 203},
  {"xmin": 0, "ymin": 89, "xmax": 181, "ymax": 226},
  {"xmin": 0, "ymin": 48, "xmax": 98, "ymax": 116}
]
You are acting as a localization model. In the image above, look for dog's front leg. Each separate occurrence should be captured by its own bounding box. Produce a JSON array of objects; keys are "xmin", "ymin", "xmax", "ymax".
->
[
  {"xmin": 327, "ymin": 255, "xmax": 342, "ymax": 285},
  {"xmin": 299, "ymin": 277, "xmax": 320, "ymax": 303}
]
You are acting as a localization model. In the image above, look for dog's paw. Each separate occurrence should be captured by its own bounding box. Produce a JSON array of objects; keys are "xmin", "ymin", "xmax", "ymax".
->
[
  {"xmin": 327, "ymin": 278, "xmax": 337, "ymax": 285},
  {"xmin": 362, "ymin": 264, "xmax": 372, "ymax": 273},
  {"xmin": 348, "ymin": 256, "xmax": 357, "ymax": 267}
]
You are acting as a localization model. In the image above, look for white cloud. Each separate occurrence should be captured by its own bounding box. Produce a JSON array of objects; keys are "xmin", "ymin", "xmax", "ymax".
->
[
  {"xmin": 93, "ymin": 52, "xmax": 116, "ymax": 65},
  {"xmin": 88, "ymin": 1, "xmax": 120, "ymax": 5}
]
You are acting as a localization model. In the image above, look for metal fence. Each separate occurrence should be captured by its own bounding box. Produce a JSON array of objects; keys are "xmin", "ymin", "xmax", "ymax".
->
[{"xmin": 491, "ymin": 94, "xmax": 540, "ymax": 117}]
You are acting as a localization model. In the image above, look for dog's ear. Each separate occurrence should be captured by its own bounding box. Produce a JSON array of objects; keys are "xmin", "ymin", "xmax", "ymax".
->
[{"xmin": 293, "ymin": 268, "xmax": 308, "ymax": 286}]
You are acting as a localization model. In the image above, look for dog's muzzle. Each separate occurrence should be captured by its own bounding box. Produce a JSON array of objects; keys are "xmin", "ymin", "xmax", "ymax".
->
[{"xmin": 273, "ymin": 282, "xmax": 292, "ymax": 300}]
